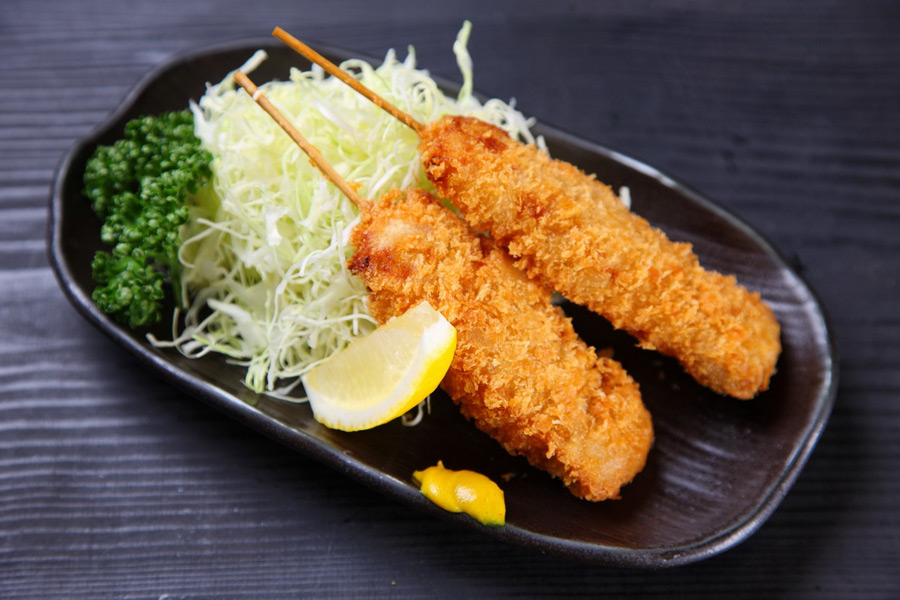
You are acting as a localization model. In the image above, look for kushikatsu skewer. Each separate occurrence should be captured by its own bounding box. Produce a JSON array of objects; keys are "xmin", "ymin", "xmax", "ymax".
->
[
  {"xmin": 271, "ymin": 28, "xmax": 781, "ymax": 399},
  {"xmin": 233, "ymin": 69, "xmax": 653, "ymax": 501}
]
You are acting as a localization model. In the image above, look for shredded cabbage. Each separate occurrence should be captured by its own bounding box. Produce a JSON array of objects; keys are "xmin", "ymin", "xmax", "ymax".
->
[{"xmin": 164, "ymin": 22, "xmax": 542, "ymax": 396}]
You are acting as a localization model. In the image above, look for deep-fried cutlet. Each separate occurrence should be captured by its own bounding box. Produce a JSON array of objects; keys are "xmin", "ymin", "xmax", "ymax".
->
[
  {"xmin": 349, "ymin": 188, "xmax": 654, "ymax": 501},
  {"xmin": 421, "ymin": 115, "xmax": 781, "ymax": 399}
]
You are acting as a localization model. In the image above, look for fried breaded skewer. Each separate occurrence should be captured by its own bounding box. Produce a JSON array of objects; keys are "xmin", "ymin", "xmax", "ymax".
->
[
  {"xmin": 234, "ymin": 70, "xmax": 653, "ymax": 501},
  {"xmin": 350, "ymin": 188, "xmax": 653, "ymax": 501},
  {"xmin": 271, "ymin": 27, "xmax": 781, "ymax": 399},
  {"xmin": 422, "ymin": 116, "xmax": 782, "ymax": 400}
]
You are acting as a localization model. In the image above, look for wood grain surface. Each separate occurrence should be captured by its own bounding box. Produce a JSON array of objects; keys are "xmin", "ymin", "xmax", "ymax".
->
[{"xmin": 2, "ymin": 1, "xmax": 898, "ymax": 597}]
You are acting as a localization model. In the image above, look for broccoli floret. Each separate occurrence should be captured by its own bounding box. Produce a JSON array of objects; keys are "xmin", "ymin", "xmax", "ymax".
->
[{"xmin": 84, "ymin": 110, "xmax": 212, "ymax": 329}]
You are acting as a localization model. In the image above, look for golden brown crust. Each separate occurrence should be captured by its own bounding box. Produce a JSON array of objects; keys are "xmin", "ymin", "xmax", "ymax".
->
[
  {"xmin": 350, "ymin": 189, "xmax": 653, "ymax": 501},
  {"xmin": 421, "ymin": 116, "xmax": 781, "ymax": 399}
]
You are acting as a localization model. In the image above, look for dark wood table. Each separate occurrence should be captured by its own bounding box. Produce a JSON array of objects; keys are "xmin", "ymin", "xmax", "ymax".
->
[{"xmin": 3, "ymin": 1, "xmax": 897, "ymax": 597}]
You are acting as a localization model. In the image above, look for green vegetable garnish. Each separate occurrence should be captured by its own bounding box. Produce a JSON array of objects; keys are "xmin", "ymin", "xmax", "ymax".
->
[
  {"xmin": 83, "ymin": 110, "xmax": 212, "ymax": 328},
  {"xmin": 80, "ymin": 24, "xmax": 541, "ymax": 398}
]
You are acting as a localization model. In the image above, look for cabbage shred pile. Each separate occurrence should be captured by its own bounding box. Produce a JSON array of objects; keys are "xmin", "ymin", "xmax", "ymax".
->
[{"xmin": 166, "ymin": 23, "xmax": 541, "ymax": 396}]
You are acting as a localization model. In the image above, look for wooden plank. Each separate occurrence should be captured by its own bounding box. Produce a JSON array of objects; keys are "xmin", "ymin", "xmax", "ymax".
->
[{"xmin": 0, "ymin": 0, "xmax": 898, "ymax": 597}]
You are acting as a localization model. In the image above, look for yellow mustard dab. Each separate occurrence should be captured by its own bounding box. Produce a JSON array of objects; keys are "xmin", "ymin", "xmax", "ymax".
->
[{"xmin": 412, "ymin": 461, "xmax": 505, "ymax": 526}]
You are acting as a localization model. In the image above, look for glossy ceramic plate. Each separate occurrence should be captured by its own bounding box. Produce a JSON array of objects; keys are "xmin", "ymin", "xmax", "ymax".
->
[{"xmin": 48, "ymin": 38, "xmax": 837, "ymax": 568}]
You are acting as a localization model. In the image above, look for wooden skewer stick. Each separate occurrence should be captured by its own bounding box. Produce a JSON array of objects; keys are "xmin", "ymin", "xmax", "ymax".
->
[
  {"xmin": 232, "ymin": 70, "xmax": 368, "ymax": 209},
  {"xmin": 271, "ymin": 26, "xmax": 424, "ymax": 135}
]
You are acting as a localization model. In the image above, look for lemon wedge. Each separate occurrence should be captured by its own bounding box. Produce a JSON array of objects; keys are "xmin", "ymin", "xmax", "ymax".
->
[{"xmin": 301, "ymin": 301, "xmax": 457, "ymax": 431}]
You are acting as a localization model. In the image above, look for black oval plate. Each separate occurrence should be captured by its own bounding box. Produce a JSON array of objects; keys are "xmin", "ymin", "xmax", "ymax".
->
[{"xmin": 48, "ymin": 38, "xmax": 837, "ymax": 568}]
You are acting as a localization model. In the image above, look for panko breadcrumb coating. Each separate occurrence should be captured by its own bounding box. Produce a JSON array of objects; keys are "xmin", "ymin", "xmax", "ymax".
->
[
  {"xmin": 421, "ymin": 116, "xmax": 781, "ymax": 399},
  {"xmin": 349, "ymin": 188, "xmax": 653, "ymax": 501}
]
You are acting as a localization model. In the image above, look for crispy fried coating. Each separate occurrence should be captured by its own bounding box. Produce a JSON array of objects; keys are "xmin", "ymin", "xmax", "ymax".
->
[
  {"xmin": 349, "ymin": 189, "xmax": 653, "ymax": 501},
  {"xmin": 420, "ymin": 116, "xmax": 781, "ymax": 399}
]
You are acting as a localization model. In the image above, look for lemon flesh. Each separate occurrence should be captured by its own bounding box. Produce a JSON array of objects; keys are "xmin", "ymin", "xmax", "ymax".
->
[{"xmin": 301, "ymin": 302, "xmax": 457, "ymax": 431}]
